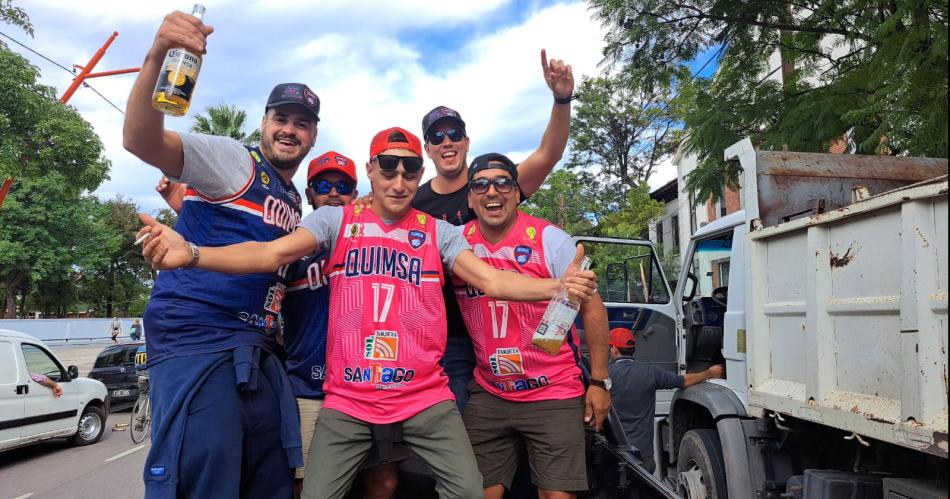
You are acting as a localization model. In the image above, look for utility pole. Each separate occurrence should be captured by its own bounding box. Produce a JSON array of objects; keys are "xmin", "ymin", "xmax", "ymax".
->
[{"xmin": 0, "ymin": 32, "xmax": 139, "ymax": 209}]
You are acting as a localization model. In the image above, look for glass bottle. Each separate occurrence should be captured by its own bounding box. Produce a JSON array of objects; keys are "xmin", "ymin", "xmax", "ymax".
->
[
  {"xmin": 152, "ymin": 4, "xmax": 206, "ymax": 116},
  {"xmin": 532, "ymin": 257, "xmax": 592, "ymax": 355}
]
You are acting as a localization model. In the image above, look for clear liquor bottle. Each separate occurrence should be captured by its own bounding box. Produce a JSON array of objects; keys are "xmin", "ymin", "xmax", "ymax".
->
[
  {"xmin": 532, "ymin": 257, "xmax": 592, "ymax": 355},
  {"xmin": 152, "ymin": 4, "xmax": 206, "ymax": 116}
]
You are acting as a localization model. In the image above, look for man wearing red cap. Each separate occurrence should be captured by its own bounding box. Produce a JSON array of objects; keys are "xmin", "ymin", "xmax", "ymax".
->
[
  {"xmin": 608, "ymin": 327, "xmax": 724, "ymax": 472},
  {"xmin": 136, "ymin": 127, "xmax": 599, "ymax": 499}
]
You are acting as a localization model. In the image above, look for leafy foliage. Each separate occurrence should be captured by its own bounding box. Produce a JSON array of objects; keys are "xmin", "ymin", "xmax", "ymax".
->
[
  {"xmin": 0, "ymin": 42, "xmax": 110, "ymax": 194},
  {"xmin": 589, "ymin": 0, "xmax": 949, "ymax": 202},
  {"xmin": 191, "ymin": 103, "xmax": 261, "ymax": 146},
  {"xmin": 0, "ymin": 0, "xmax": 32, "ymax": 36}
]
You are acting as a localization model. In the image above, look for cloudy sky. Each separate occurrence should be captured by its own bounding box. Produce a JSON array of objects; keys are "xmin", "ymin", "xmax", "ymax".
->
[{"xmin": 8, "ymin": 0, "xmax": 677, "ymax": 215}]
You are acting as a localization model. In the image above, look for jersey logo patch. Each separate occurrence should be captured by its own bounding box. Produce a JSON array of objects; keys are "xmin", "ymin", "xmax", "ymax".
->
[
  {"xmin": 264, "ymin": 282, "xmax": 286, "ymax": 313},
  {"xmin": 466, "ymin": 224, "xmax": 477, "ymax": 236},
  {"xmin": 408, "ymin": 229, "xmax": 426, "ymax": 249},
  {"xmin": 260, "ymin": 171, "xmax": 270, "ymax": 186},
  {"xmin": 526, "ymin": 226, "xmax": 537, "ymax": 242},
  {"xmin": 416, "ymin": 214, "xmax": 427, "ymax": 226},
  {"xmin": 489, "ymin": 348, "xmax": 524, "ymax": 376},
  {"xmin": 514, "ymin": 245, "xmax": 532, "ymax": 265},
  {"xmin": 365, "ymin": 330, "xmax": 399, "ymax": 360},
  {"xmin": 347, "ymin": 223, "xmax": 363, "ymax": 237}
]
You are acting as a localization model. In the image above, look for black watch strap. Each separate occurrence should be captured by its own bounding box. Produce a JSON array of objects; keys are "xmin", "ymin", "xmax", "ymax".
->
[
  {"xmin": 589, "ymin": 378, "xmax": 607, "ymax": 389},
  {"xmin": 554, "ymin": 94, "xmax": 574, "ymax": 105}
]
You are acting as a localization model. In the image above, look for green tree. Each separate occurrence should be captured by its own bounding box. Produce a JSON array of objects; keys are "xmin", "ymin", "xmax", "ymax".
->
[
  {"xmin": 1, "ymin": 0, "xmax": 32, "ymax": 35},
  {"xmin": 0, "ymin": 43, "xmax": 110, "ymax": 196},
  {"xmin": 589, "ymin": 0, "xmax": 949, "ymax": 202},
  {"xmin": 191, "ymin": 103, "xmax": 262, "ymax": 146},
  {"xmin": 568, "ymin": 75, "xmax": 678, "ymax": 189}
]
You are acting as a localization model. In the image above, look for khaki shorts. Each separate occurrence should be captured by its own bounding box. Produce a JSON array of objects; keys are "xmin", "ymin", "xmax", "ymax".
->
[
  {"xmin": 296, "ymin": 398, "xmax": 324, "ymax": 480},
  {"xmin": 462, "ymin": 382, "xmax": 588, "ymax": 492}
]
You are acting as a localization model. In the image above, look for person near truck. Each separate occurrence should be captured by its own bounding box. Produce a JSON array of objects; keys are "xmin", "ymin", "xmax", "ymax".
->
[
  {"xmin": 607, "ymin": 327, "xmax": 724, "ymax": 472},
  {"xmin": 453, "ymin": 153, "xmax": 611, "ymax": 499}
]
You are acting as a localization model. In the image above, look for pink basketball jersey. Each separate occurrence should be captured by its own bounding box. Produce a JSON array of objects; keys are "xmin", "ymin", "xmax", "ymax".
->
[
  {"xmin": 454, "ymin": 211, "xmax": 584, "ymax": 402},
  {"xmin": 323, "ymin": 204, "xmax": 453, "ymax": 423}
]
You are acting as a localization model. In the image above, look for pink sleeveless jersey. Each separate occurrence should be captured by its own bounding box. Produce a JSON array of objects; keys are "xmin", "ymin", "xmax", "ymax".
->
[
  {"xmin": 454, "ymin": 211, "xmax": 584, "ymax": 402},
  {"xmin": 322, "ymin": 204, "xmax": 453, "ymax": 423}
]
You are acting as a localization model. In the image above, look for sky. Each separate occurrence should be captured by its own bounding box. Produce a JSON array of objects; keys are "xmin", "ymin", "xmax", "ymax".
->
[{"xmin": 6, "ymin": 0, "xmax": 679, "ymax": 216}]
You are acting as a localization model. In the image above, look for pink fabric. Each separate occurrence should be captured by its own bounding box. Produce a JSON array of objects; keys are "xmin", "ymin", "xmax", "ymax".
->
[
  {"xmin": 454, "ymin": 211, "xmax": 584, "ymax": 402},
  {"xmin": 322, "ymin": 204, "xmax": 452, "ymax": 423}
]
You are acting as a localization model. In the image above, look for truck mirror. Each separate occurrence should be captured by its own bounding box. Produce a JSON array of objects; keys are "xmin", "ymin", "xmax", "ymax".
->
[
  {"xmin": 683, "ymin": 272, "xmax": 698, "ymax": 302},
  {"xmin": 67, "ymin": 365, "xmax": 80, "ymax": 381}
]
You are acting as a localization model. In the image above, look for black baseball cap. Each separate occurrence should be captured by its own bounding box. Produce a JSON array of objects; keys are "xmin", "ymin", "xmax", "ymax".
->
[
  {"xmin": 266, "ymin": 83, "xmax": 320, "ymax": 122},
  {"xmin": 468, "ymin": 153, "xmax": 518, "ymax": 182},
  {"xmin": 421, "ymin": 105, "xmax": 465, "ymax": 140}
]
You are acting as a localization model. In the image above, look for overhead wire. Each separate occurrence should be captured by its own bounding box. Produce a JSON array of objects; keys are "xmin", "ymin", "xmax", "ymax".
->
[{"xmin": 0, "ymin": 30, "xmax": 126, "ymax": 115}]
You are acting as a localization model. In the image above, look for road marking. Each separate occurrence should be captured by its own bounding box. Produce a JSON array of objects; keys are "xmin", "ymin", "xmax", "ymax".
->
[
  {"xmin": 13, "ymin": 493, "xmax": 35, "ymax": 499},
  {"xmin": 105, "ymin": 444, "xmax": 146, "ymax": 462}
]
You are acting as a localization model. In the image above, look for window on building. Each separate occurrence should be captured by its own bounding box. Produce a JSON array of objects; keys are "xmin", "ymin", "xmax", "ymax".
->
[
  {"xmin": 656, "ymin": 220, "xmax": 664, "ymax": 247},
  {"xmin": 689, "ymin": 193, "xmax": 697, "ymax": 234},
  {"xmin": 671, "ymin": 215, "xmax": 680, "ymax": 251}
]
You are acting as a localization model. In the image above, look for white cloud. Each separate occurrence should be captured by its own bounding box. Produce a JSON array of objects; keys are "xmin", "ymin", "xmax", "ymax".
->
[{"xmin": 16, "ymin": 1, "xmax": 608, "ymax": 216}]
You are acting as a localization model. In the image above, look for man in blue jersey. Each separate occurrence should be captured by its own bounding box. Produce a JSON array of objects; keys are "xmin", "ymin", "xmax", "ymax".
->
[{"xmin": 123, "ymin": 10, "xmax": 316, "ymax": 498}]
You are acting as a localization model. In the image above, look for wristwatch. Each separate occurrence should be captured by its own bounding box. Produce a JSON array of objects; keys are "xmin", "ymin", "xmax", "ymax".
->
[{"xmin": 589, "ymin": 377, "xmax": 612, "ymax": 390}]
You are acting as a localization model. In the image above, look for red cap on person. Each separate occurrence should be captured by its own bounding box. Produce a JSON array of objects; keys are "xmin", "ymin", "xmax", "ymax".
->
[
  {"xmin": 307, "ymin": 151, "xmax": 358, "ymax": 183},
  {"xmin": 369, "ymin": 127, "xmax": 422, "ymax": 159},
  {"xmin": 609, "ymin": 327, "xmax": 636, "ymax": 349}
]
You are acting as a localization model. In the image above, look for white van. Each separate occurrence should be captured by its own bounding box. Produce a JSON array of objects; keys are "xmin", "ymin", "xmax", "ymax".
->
[{"xmin": 0, "ymin": 329, "xmax": 109, "ymax": 451}]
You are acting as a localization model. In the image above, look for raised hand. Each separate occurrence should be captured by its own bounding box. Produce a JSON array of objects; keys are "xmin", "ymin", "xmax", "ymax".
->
[
  {"xmin": 562, "ymin": 244, "xmax": 598, "ymax": 303},
  {"xmin": 156, "ymin": 176, "xmax": 187, "ymax": 213},
  {"xmin": 137, "ymin": 212, "xmax": 192, "ymax": 270},
  {"xmin": 540, "ymin": 48, "xmax": 575, "ymax": 101},
  {"xmin": 149, "ymin": 9, "xmax": 214, "ymax": 58}
]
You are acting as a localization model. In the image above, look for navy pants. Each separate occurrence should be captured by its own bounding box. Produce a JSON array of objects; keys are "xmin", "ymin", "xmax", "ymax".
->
[
  {"xmin": 148, "ymin": 356, "xmax": 293, "ymax": 499},
  {"xmin": 442, "ymin": 335, "xmax": 477, "ymax": 411}
]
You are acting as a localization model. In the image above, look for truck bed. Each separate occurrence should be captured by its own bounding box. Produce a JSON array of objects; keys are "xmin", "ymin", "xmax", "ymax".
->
[{"xmin": 731, "ymin": 140, "xmax": 949, "ymax": 459}]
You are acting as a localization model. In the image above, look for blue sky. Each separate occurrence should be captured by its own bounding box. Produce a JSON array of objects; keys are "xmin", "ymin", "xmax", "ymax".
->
[{"xmin": 6, "ymin": 0, "xmax": 680, "ymax": 215}]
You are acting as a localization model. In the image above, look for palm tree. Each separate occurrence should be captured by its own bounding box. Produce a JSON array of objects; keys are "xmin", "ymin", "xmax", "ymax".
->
[{"xmin": 190, "ymin": 103, "xmax": 261, "ymax": 146}]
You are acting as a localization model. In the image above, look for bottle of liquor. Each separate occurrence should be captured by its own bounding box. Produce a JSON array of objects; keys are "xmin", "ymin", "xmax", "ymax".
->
[
  {"xmin": 532, "ymin": 256, "xmax": 592, "ymax": 355},
  {"xmin": 151, "ymin": 4, "xmax": 206, "ymax": 116}
]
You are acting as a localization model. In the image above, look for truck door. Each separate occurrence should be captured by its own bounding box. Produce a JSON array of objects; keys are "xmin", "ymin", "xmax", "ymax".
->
[
  {"xmin": 0, "ymin": 339, "xmax": 25, "ymax": 448},
  {"xmin": 573, "ymin": 236, "xmax": 678, "ymax": 413},
  {"xmin": 20, "ymin": 342, "xmax": 77, "ymax": 439}
]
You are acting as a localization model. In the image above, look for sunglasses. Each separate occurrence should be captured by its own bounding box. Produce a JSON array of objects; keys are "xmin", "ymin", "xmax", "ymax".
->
[
  {"xmin": 470, "ymin": 176, "xmax": 516, "ymax": 194},
  {"xmin": 310, "ymin": 179, "xmax": 356, "ymax": 195},
  {"xmin": 375, "ymin": 155, "xmax": 424, "ymax": 173},
  {"xmin": 427, "ymin": 128, "xmax": 465, "ymax": 145}
]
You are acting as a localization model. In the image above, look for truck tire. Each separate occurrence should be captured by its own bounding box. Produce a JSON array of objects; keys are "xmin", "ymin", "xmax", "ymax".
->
[
  {"xmin": 69, "ymin": 405, "xmax": 105, "ymax": 446},
  {"xmin": 676, "ymin": 429, "xmax": 728, "ymax": 499}
]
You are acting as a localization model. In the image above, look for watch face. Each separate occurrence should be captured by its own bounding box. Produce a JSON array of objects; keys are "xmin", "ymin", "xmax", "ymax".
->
[{"xmin": 604, "ymin": 378, "xmax": 613, "ymax": 390}]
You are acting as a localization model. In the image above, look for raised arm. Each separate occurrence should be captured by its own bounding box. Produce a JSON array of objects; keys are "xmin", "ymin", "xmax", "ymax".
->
[
  {"xmin": 579, "ymin": 294, "xmax": 611, "ymax": 431},
  {"xmin": 515, "ymin": 49, "xmax": 574, "ymax": 196},
  {"xmin": 137, "ymin": 212, "xmax": 316, "ymax": 273},
  {"xmin": 123, "ymin": 11, "xmax": 213, "ymax": 177},
  {"xmin": 451, "ymin": 243, "xmax": 596, "ymax": 302}
]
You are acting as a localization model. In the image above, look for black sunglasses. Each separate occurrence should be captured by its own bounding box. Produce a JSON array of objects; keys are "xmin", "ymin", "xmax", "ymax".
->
[
  {"xmin": 375, "ymin": 155, "xmax": 424, "ymax": 173},
  {"xmin": 427, "ymin": 128, "xmax": 465, "ymax": 145},
  {"xmin": 310, "ymin": 179, "xmax": 356, "ymax": 195},
  {"xmin": 469, "ymin": 176, "xmax": 516, "ymax": 194}
]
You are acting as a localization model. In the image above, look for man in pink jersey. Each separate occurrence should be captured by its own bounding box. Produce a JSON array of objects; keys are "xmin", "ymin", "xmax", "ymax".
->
[
  {"xmin": 454, "ymin": 153, "xmax": 611, "ymax": 499},
  {"xmin": 135, "ymin": 127, "xmax": 599, "ymax": 499}
]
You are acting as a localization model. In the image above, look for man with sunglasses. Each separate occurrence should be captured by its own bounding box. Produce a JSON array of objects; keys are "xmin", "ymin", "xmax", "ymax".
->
[
  {"xmin": 454, "ymin": 153, "xmax": 611, "ymax": 499},
  {"xmin": 136, "ymin": 127, "xmax": 599, "ymax": 499},
  {"xmin": 414, "ymin": 49, "xmax": 575, "ymax": 412},
  {"xmin": 122, "ymin": 12, "xmax": 318, "ymax": 497}
]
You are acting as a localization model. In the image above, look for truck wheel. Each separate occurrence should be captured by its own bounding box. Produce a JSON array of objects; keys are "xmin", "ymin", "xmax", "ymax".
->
[
  {"xmin": 69, "ymin": 405, "xmax": 105, "ymax": 446},
  {"xmin": 676, "ymin": 429, "xmax": 728, "ymax": 499}
]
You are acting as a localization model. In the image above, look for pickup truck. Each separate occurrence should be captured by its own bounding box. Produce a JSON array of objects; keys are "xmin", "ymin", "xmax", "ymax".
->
[
  {"xmin": 0, "ymin": 329, "xmax": 109, "ymax": 451},
  {"xmin": 582, "ymin": 139, "xmax": 948, "ymax": 499}
]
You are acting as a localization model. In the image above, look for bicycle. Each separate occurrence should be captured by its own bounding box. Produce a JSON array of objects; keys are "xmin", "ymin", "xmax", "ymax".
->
[{"xmin": 130, "ymin": 375, "xmax": 151, "ymax": 444}]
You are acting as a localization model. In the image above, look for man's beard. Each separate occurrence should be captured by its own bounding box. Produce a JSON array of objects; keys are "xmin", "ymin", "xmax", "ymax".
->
[{"xmin": 261, "ymin": 134, "xmax": 308, "ymax": 170}]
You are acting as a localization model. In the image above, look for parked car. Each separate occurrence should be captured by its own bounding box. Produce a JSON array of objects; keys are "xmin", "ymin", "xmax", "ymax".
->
[
  {"xmin": 0, "ymin": 329, "xmax": 109, "ymax": 452},
  {"xmin": 88, "ymin": 342, "xmax": 144, "ymax": 410}
]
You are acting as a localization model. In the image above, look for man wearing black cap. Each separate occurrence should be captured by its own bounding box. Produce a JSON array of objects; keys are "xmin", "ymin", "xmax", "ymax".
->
[
  {"xmin": 123, "ymin": 10, "xmax": 318, "ymax": 498},
  {"xmin": 415, "ymin": 49, "xmax": 576, "ymax": 411},
  {"xmin": 453, "ymin": 153, "xmax": 611, "ymax": 498}
]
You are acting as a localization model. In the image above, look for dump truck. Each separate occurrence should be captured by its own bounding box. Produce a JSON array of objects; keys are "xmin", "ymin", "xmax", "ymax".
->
[{"xmin": 582, "ymin": 138, "xmax": 948, "ymax": 499}]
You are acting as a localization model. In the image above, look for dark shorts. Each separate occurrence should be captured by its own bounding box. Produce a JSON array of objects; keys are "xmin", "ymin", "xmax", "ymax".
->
[{"xmin": 462, "ymin": 382, "xmax": 588, "ymax": 492}]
